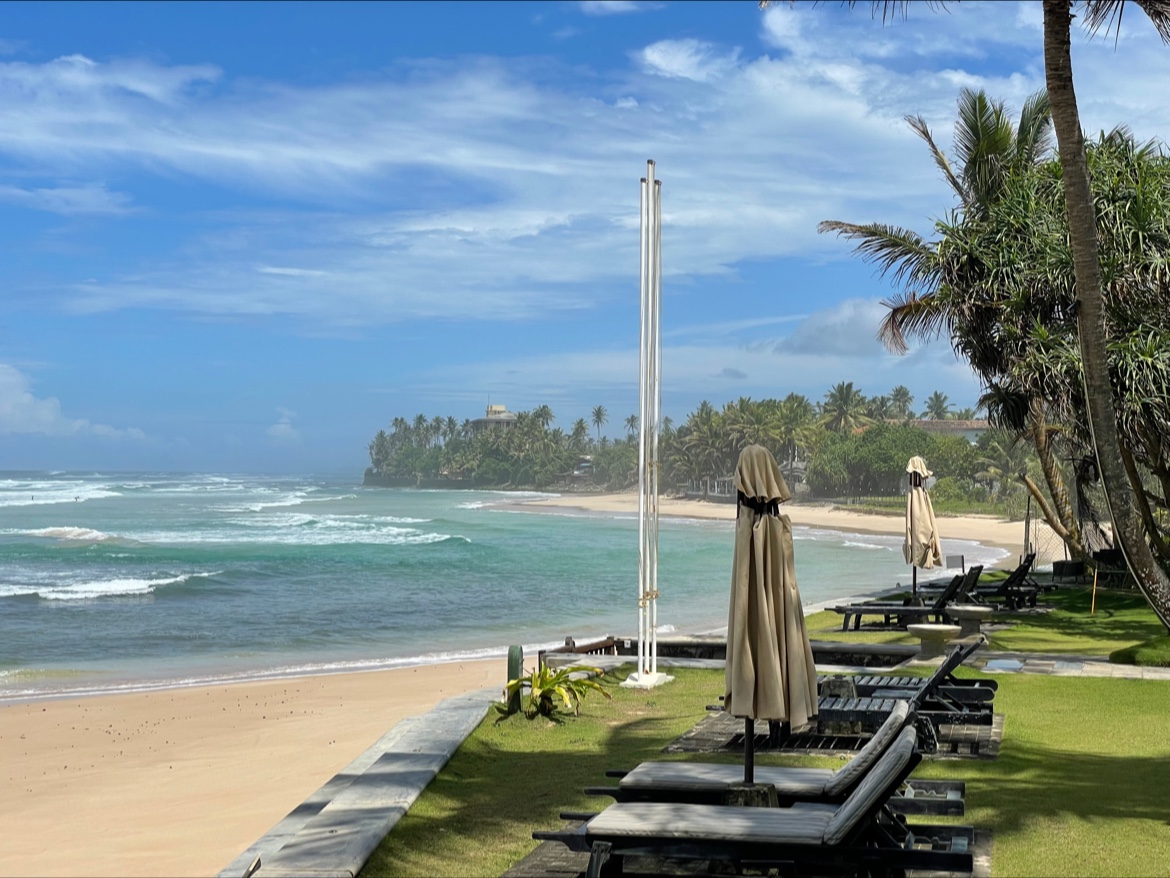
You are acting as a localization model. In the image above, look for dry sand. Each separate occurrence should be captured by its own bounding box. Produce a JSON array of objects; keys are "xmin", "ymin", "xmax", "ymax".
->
[
  {"xmin": 0, "ymin": 658, "xmax": 505, "ymax": 878},
  {"xmin": 514, "ymin": 491, "xmax": 1031, "ymax": 558}
]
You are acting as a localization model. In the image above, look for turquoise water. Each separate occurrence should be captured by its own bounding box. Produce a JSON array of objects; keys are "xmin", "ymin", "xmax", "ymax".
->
[{"xmin": 0, "ymin": 472, "xmax": 1006, "ymax": 700}]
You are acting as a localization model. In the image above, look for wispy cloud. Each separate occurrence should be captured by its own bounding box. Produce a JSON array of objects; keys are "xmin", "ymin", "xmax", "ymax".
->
[
  {"xmin": 0, "ymin": 182, "xmax": 135, "ymax": 215},
  {"xmin": 579, "ymin": 1, "xmax": 658, "ymax": 16},
  {"xmin": 0, "ymin": 8, "xmax": 1167, "ymax": 332}
]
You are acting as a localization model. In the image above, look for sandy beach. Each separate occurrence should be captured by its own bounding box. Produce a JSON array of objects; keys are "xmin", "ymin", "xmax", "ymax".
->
[
  {"xmin": 516, "ymin": 492, "xmax": 1032, "ymax": 558},
  {"xmin": 0, "ymin": 658, "xmax": 505, "ymax": 878}
]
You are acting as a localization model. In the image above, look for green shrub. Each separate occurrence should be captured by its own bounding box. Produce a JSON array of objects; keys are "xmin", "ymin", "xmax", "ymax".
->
[{"xmin": 496, "ymin": 664, "xmax": 611, "ymax": 720}]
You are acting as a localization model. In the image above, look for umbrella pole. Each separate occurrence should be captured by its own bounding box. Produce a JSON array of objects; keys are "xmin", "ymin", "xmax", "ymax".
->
[
  {"xmin": 744, "ymin": 718, "xmax": 754, "ymax": 784},
  {"xmin": 912, "ymin": 565, "xmax": 917, "ymax": 598}
]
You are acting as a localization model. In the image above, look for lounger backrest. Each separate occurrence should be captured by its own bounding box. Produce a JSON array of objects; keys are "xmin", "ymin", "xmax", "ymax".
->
[
  {"xmin": 999, "ymin": 553, "xmax": 1035, "ymax": 590},
  {"xmin": 822, "ymin": 727, "xmax": 918, "ymax": 845},
  {"xmin": 929, "ymin": 570, "xmax": 972, "ymax": 610},
  {"xmin": 824, "ymin": 701, "xmax": 910, "ymax": 797},
  {"xmin": 956, "ymin": 564, "xmax": 984, "ymax": 600},
  {"xmin": 912, "ymin": 636, "xmax": 986, "ymax": 703}
]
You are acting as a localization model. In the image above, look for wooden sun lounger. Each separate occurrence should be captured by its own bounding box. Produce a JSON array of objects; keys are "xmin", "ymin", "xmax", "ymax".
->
[
  {"xmin": 586, "ymin": 702, "xmax": 965, "ymax": 816},
  {"xmin": 818, "ymin": 637, "xmax": 996, "ymax": 705},
  {"xmin": 832, "ymin": 566, "xmax": 982, "ymax": 631},
  {"xmin": 534, "ymin": 728, "xmax": 974, "ymax": 877}
]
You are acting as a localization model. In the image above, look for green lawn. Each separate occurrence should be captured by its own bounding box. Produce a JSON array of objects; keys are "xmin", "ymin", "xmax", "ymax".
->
[{"xmin": 362, "ymin": 585, "xmax": 1170, "ymax": 877}]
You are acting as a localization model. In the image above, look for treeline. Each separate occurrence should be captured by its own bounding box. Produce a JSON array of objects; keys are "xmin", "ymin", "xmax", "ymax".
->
[{"xmin": 366, "ymin": 383, "xmax": 1038, "ymax": 517}]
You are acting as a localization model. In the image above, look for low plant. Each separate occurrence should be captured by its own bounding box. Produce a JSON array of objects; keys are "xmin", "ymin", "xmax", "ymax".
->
[{"xmin": 496, "ymin": 664, "xmax": 611, "ymax": 720}]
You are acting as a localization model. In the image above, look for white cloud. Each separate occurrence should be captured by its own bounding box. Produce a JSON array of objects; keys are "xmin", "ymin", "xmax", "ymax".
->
[
  {"xmin": 637, "ymin": 39, "xmax": 742, "ymax": 82},
  {"xmin": 0, "ymin": 13, "xmax": 1166, "ymax": 329},
  {"xmin": 579, "ymin": 1, "xmax": 656, "ymax": 15},
  {"xmin": 0, "ymin": 364, "xmax": 145, "ymax": 438},
  {"xmin": 267, "ymin": 408, "xmax": 300, "ymax": 442}
]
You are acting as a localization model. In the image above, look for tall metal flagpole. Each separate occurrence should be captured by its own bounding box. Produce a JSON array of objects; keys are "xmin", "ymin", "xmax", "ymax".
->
[{"xmin": 623, "ymin": 160, "xmax": 672, "ymax": 690}]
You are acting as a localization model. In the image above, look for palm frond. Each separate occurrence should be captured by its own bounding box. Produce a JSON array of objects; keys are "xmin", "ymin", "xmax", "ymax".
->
[
  {"xmin": 1014, "ymin": 89, "xmax": 1054, "ymax": 171},
  {"xmin": 877, "ymin": 290, "xmax": 947, "ymax": 354},
  {"xmin": 905, "ymin": 113, "xmax": 967, "ymax": 202},
  {"xmin": 1083, "ymin": 0, "xmax": 1170, "ymax": 43},
  {"xmin": 817, "ymin": 220, "xmax": 940, "ymax": 288}
]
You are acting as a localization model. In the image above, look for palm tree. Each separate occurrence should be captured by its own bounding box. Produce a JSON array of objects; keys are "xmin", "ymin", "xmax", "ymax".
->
[
  {"xmin": 570, "ymin": 418, "xmax": 589, "ymax": 451},
  {"xmin": 889, "ymin": 385, "xmax": 915, "ymax": 420},
  {"xmin": 1041, "ymin": 0, "xmax": 1170, "ymax": 626},
  {"xmin": 624, "ymin": 414, "xmax": 639, "ymax": 440},
  {"xmin": 820, "ymin": 87, "xmax": 1086, "ymax": 560},
  {"xmin": 533, "ymin": 405, "xmax": 554, "ymax": 430},
  {"xmin": 921, "ymin": 391, "xmax": 952, "ymax": 421},
  {"xmin": 591, "ymin": 405, "xmax": 608, "ymax": 443},
  {"xmin": 866, "ymin": 395, "xmax": 893, "ymax": 420},
  {"xmin": 820, "ymin": 382, "xmax": 870, "ymax": 434},
  {"xmin": 796, "ymin": 0, "xmax": 1170, "ymax": 650}
]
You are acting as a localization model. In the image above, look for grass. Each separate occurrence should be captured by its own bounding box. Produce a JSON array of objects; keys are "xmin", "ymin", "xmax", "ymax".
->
[
  {"xmin": 361, "ymin": 585, "xmax": 1170, "ymax": 877},
  {"xmin": 361, "ymin": 663, "xmax": 1170, "ymax": 877},
  {"xmin": 805, "ymin": 583, "xmax": 1168, "ymax": 660}
]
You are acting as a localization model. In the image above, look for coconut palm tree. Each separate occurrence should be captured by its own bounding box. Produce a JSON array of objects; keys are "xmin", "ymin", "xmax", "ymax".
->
[
  {"xmin": 921, "ymin": 391, "xmax": 952, "ymax": 421},
  {"xmin": 533, "ymin": 405, "xmax": 554, "ymax": 430},
  {"xmin": 624, "ymin": 414, "xmax": 639, "ymax": 440},
  {"xmin": 1041, "ymin": 0, "xmax": 1170, "ymax": 625},
  {"xmin": 889, "ymin": 385, "xmax": 915, "ymax": 420},
  {"xmin": 591, "ymin": 405, "xmax": 608, "ymax": 444},
  {"xmin": 793, "ymin": 0, "xmax": 1170, "ymax": 652},
  {"xmin": 820, "ymin": 382, "xmax": 871, "ymax": 434}
]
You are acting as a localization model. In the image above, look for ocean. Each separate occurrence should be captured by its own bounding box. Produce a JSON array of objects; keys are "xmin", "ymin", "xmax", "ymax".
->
[{"xmin": 0, "ymin": 472, "xmax": 1007, "ymax": 701}]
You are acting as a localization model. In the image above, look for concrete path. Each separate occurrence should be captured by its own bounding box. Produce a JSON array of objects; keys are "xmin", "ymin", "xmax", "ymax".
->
[{"xmin": 219, "ymin": 686, "xmax": 497, "ymax": 878}]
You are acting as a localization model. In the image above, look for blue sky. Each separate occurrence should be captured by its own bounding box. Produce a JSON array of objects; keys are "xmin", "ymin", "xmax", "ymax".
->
[{"xmin": 2, "ymin": 1, "xmax": 1168, "ymax": 473}]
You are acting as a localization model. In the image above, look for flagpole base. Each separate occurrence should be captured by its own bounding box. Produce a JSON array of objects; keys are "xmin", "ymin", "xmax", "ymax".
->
[{"xmin": 620, "ymin": 671, "xmax": 674, "ymax": 689}]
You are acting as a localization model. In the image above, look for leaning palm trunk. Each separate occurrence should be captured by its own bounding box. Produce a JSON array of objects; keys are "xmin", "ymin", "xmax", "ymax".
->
[
  {"xmin": 1028, "ymin": 397, "xmax": 1084, "ymax": 557},
  {"xmin": 1042, "ymin": 0, "xmax": 1170, "ymax": 629}
]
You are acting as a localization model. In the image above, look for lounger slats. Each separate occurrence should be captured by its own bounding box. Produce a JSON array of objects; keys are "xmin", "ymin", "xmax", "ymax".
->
[{"xmin": 585, "ymin": 800, "xmax": 834, "ymax": 845}]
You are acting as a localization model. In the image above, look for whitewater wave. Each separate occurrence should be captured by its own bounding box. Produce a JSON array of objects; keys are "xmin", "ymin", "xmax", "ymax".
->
[
  {"xmin": 0, "ymin": 480, "xmax": 121, "ymax": 507},
  {"xmin": 14, "ymin": 526, "xmax": 118, "ymax": 542},
  {"xmin": 0, "ymin": 571, "xmax": 219, "ymax": 602},
  {"xmin": 124, "ymin": 513, "xmax": 462, "ymax": 547}
]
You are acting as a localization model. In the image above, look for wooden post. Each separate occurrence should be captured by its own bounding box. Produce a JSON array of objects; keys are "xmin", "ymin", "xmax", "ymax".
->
[{"xmin": 1091, "ymin": 568, "xmax": 1098, "ymax": 615}]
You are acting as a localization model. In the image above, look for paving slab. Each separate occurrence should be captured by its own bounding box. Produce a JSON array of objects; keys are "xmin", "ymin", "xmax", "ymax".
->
[{"xmin": 219, "ymin": 686, "xmax": 497, "ymax": 878}]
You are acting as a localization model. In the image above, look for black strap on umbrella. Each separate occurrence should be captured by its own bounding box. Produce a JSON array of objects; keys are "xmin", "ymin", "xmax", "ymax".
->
[{"xmin": 737, "ymin": 491, "xmax": 780, "ymax": 517}]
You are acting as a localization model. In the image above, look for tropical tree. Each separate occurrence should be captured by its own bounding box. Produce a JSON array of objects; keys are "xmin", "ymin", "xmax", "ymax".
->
[
  {"xmin": 820, "ymin": 381, "xmax": 871, "ymax": 433},
  {"xmin": 819, "ymin": 87, "xmax": 1087, "ymax": 558},
  {"xmin": 789, "ymin": 0, "xmax": 1170, "ymax": 654},
  {"xmin": 921, "ymin": 391, "xmax": 952, "ymax": 421},
  {"xmin": 1041, "ymin": 0, "xmax": 1170, "ymax": 626},
  {"xmin": 570, "ymin": 418, "xmax": 590, "ymax": 451},
  {"xmin": 591, "ymin": 405, "xmax": 608, "ymax": 443},
  {"xmin": 624, "ymin": 414, "xmax": 639, "ymax": 440},
  {"xmin": 889, "ymin": 385, "xmax": 915, "ymax": 420}
]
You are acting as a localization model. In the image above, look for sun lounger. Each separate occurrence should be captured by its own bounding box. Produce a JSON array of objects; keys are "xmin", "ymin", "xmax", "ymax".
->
[
  {"xmin": 534, "ymin": 727, "xmax": 974, "ymax": 877},
  {"xmin": 832, "ymin": 566, "xmax": 981, "ymax": 631},
  {"xmin": 586, "ymin": 701, "xmax": 965, "ymax": 816},
  {"xmin": 965, "ymin": 553, "xmax": 1041, "ymax": 609},
  {"xmin": 818, "ymin": 636, "xmax": 996, "ymax": 705}
]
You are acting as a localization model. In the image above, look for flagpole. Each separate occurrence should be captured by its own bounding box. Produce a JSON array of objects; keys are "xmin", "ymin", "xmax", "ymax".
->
[{"xmin": 624, "ymin": 160, "xmax": 672, "ymax": 690}]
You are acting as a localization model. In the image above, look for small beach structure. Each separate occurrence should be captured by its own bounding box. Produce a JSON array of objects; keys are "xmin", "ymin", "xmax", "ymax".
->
[
  {"xmin": 623, "ymin": 159, "xmax": 671, "ymax": 690},
  {"xmin": 726, "ymin": 445, "xmax": 817, "ymax": 782},
  {"xmin": 904, "ymin": 455, "xmax": 943, "ymax": 597}
]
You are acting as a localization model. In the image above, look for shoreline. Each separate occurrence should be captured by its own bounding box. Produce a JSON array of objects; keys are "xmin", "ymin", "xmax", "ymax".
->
[{"xmin": 505, "ymin": 491, "xmax": 1029, "ymax": 558}]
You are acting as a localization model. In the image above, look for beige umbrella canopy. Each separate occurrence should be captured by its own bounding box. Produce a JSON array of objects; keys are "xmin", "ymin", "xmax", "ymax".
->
[
  {"xmin": 726, "ymin": 445, "xmax": 818, "ymax": 782},
  {"xmin": 904, "ymin": 456, "xmax": 943, "ymax": 596}
]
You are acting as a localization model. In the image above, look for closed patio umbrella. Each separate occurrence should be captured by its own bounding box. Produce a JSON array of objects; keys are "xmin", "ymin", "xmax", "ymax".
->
[
  {"xmin": 725, "ymin": 445, "xmax": 818, "ymax": 784},
  {"xmin": 904, "ymin": 456, "xmax": 943, "ymax": 597}
]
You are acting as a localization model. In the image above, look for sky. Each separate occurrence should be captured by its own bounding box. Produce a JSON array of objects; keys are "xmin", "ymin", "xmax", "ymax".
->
[{"xmin": 1, "ymin": 1, "xmax": 1169, "ymax": 474}]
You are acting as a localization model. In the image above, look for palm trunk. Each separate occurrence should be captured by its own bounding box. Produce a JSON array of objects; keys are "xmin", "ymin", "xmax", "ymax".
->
[
  {"xmin": 1028, "ymin": 396, "xmax": 1083, "ymax": 557},
  {"xmin": 1042, "ymin": 0, "xmax": 1170, "ymax": 629}
]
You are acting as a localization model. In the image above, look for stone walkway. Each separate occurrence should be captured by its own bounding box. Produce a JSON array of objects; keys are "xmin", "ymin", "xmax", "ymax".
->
[{"xmin": 218, "ymin": 686, "xmax": 497, "ymax": 878}]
